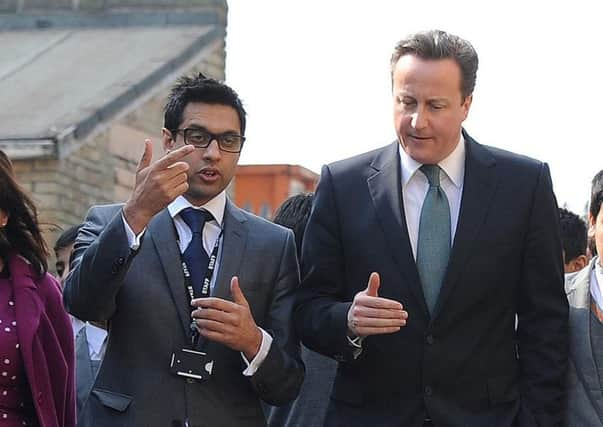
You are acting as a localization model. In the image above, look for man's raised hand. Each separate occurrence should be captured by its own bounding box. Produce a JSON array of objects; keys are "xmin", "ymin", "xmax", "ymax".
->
[{"xmin": 123, "ymin": 140, "xmax": 194, "ymax": 234}]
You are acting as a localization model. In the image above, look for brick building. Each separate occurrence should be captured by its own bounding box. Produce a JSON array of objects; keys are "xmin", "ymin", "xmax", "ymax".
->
[
  {"xmin": 0, "ymin": 0, "xmax": 227, "ymax": 248},
  {"xmin": 234, "ymin": 164, "xmax": 318, "ymax": 219}
]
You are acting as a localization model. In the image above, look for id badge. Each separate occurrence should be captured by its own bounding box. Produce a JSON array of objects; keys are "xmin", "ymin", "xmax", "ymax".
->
[{"xmin": 170, "ymin": 348, "xmax": 214, "ymax": 381}]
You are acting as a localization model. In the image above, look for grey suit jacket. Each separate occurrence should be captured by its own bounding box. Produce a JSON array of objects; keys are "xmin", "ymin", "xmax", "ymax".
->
[
  {"xmin": 63, "ymin": 200, "xmax": 303, "ymax": 427},
  {"xmin": 75, "ymin": 325, "xmax": 98, "ymax": 419},
  {"xmin": 565, "ymin": 257, "xmax": 603, "ymax": 426}
]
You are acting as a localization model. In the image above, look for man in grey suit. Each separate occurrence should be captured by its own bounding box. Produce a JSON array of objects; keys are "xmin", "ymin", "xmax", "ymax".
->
[
  {"xmin": 565, "ymin": 170, "xmax": 603, "ymax": 426},
  {"xmin": 64, "ymin": 74, "xmax": 304, "ymax": 427}
]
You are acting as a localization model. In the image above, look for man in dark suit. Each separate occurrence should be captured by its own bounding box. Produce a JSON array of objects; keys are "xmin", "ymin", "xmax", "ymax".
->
[
  {"xmin": 295, "ymin": 30, "xmax": 568, "ymax": 427},
  {"xmin": 64, "ymin": 74, "xmax": 303, "ymax": 427}
]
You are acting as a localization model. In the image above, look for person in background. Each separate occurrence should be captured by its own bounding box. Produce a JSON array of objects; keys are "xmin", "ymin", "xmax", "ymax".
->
[
  {"xmin": 559, "ymin": 207, "xmax": 590, "ymax": 276},
  {"xmin": 54, "ymin": 224, "xmax": 108, "ymax": 420},
  {"xmin": 0, "ymin": 150, "xmax": 75, "ymax": 427},
  {"xmin": 564, "ymin": 170, "xmax": 603, "ymax": 426},
  {"xmin": 53, "ymin": 224, "xmax": 80, "ymax": 287},
  {"xmin": 265, "ymin": 193, "xmax": 337, "ymax": 427}
]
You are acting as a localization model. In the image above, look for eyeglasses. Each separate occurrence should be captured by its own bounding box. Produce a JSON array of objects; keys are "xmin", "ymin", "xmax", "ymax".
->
[{"xmin": 172, "ymin": 128, "xmax": 245, "ymax": 153}]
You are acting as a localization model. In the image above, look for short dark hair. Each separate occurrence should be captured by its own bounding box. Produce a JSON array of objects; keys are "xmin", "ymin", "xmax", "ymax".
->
[
  {"xmin": 558, "ymin": 208, "xmax": 587, "ymax": 263},
  {"xmin": 54, "ymin": 224, "xmax": 81, "ymax": 253},
  {"xmin": 164, "ymin": 73, "xmax": 247, "ymax": 135},
  {"xmin": 273, "ymin": 193, "xmax": 314, "ymax": 257},
  {"xmin": 590, "ymin": 170, "xmax": 603, "ymax": 220},
  {"xmin": 0, "ymin": 150, "xmax": 49, "ymax": 275},
  {"xmin": 391, "ymin": 29, "xmax": 478, "ymax": 99}
]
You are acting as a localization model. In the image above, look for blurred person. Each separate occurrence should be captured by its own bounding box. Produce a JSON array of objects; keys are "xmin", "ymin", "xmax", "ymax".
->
[
  {"xmin": 295, "ymin": 30, "xmax": 568, "ymax": 426},
  {"xmin": 53, "ymin": 224, "xmax": 80, "ymax": 287},
  {"xmin": 0, "ymin": 150, "xmax": 75, "ymax": 427},
  {"xmin": 265, "ymin": 193, "xmax": 337, "ymax": 427},
  {"xmin": 63, "ymin": 74, "xmax": 303, "ymax": 426},
  {"xmin": 564, "ymin": 170, "xmax": 603, "ymax": 426},
  {"xmin": 54, "ymin": 224, "xmax": 108, "ymax": 419},
  {"xmin": 559, "ymin": 207, "xmax": 589, "ymax": 275}
]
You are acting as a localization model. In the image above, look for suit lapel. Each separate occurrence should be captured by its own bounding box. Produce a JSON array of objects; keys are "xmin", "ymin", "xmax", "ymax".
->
[
  {"xmin": 567, "ymin": 262, "xmax": 603, "ymax": 413},
  {"xmin": 367, "ymin": 142, "xmax": 429, "ymax": 317},
  {"xmin": 431, "ymin": 133, "xmax": 498, "ymax": 320},
  {"xmin": 149, "ymin": 209, "xmax": 190, "ymax": 338},
  {"xmin": 213, "ymin": 199, "xmax": 248, "ymax": 300}
]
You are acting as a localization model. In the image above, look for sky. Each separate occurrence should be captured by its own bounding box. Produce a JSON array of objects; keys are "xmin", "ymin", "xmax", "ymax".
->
[{"xmin": 225, "ymin": 0, "xmax": 603, "ymax": 214}]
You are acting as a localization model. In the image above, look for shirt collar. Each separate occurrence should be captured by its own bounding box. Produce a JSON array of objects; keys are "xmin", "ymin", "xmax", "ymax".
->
[
  {"xmin": 85, "ymin": 323, "xmax": 107, "ymax": 354},
  {"xmin": 168, "ymin": 191, "xmax": 226, "ymax": 226},
  {"xmin": 399, "ymin": 134, "xmax": 466, "ymax": 188},
  {"xmin": 595, "ymin": 256, "xmax": 603, "ymax": 282}
]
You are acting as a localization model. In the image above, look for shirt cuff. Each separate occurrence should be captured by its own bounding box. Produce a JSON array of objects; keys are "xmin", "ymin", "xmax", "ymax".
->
[
  {"xmin": 121, "ymin": 212, "xmax": 146, "ymax": 250},
  {"xmin": 241, "ymin": 328, "xmax": 273, "ymax": 376},
  {"xmin": 347, "ymin": 334, "xmax": 364, "ymax": 359}
]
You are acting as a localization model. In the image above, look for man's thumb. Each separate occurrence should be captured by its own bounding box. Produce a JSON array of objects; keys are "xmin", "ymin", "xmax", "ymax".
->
[
  {"xmin": 230, "ymin": 276, "xmax": 248, "ymax": 306},
  {"xmin": 366, "ymin": 272, "xmax": 380, "ymax": 297}
]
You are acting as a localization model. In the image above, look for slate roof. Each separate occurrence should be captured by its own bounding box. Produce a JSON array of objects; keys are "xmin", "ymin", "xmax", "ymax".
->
[{"xmin": 0, "ymin": 7, "xmax": 225, "ymax": 158}]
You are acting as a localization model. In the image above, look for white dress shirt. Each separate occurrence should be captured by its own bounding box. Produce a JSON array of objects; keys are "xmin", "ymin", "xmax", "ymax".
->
[
  {"xmin": 399, "ymin": 135, "xmax": 466, "ymax": 259},
  {"xmin": 71, "ymin": 317, "xmax": 108, "ymax": 361},
  {"xmin": 590, "ymin": 257, "xmax": 603, "ymax": 310},
  {"xmin": 122, "ymin": 191, "xmax": 272, "ymax": 376}
]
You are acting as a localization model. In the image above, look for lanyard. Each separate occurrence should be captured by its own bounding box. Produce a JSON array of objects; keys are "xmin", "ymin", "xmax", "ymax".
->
[{"xmin": 179, "ymin": 229, "xmax": 223, "ymax": 346}]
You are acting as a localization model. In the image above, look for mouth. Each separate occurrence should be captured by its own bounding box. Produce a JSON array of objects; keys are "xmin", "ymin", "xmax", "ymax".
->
[
  {"xmin": 405, "ymin": 134, "xmax": 433, "ymax": 143},
  {"xmin": 198, "ymin": 168, "xmax": 220, "ymax": 182}
]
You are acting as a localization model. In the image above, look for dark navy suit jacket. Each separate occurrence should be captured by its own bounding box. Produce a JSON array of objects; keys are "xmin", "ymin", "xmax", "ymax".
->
[{"xmin": 295, "ymin": 132, "xmax": 569, "ymax": 427}]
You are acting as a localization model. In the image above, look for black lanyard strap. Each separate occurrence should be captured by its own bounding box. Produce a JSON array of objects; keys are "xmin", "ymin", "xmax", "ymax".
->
[{"xmin": 180, "ymin": 229, "xmax": 223, "ymax": 346}]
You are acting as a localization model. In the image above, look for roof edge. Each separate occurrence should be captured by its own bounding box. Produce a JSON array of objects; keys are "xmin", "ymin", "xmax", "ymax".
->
[{"xmin": 0, "ymin": 138, "xmax": 57, "ymax": 160}]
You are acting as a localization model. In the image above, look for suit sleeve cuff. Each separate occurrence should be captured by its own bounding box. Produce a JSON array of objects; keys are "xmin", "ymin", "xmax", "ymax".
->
[
  {"xmin": 121, "ymin": 212, "xmax": 146, "ymax": 250},
  {"xmin": 241, "ymin": 328, "xmax": 273, "ymax": 376}
]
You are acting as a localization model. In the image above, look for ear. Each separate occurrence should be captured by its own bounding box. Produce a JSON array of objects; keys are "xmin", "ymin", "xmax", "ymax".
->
[
  {"xmin": 461, "ymin": 94, "xmax": 473, "ymax": 120},
  {"xmin": 0, "ymin": 209, "xmax": 8, "ymax": 227},
  {"xmin": 566, "ymin": 255, "xmax": 590, "ymax": 273},
  {"xmin": 575, "ymin": 254, "xmax": 590, "ymax": 271},
  {"xmin": 162, "ymin": 128, "xmax": 175, "ymax": 152},
  {"xmin": 589, "ymin": 213, "xmax": 596, "ymax": 238}
]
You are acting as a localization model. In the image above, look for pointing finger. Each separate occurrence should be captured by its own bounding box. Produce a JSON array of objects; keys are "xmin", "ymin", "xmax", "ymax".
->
[{"xmin": 156, "ymin": 144, "xmax": 194, "ymax": 169}]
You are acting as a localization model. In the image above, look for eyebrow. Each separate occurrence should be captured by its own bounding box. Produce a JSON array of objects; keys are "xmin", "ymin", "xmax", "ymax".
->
[{"xmin": 185, "ymin": 125, "xmax": 240, "ymax": 135}]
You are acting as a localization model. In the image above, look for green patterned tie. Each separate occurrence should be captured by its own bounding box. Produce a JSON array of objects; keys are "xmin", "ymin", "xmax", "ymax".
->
[{"xmin": 416, "ymin": 165, "xmax": 451, "ymax": 314}]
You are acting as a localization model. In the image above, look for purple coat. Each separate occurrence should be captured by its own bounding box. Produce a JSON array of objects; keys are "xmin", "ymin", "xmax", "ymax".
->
[{"xmin": 9, "ymin": 254, "xmax": 76, "ymax": 427}]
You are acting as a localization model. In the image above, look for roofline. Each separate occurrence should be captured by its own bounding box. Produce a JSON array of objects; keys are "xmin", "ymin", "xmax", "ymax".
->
[{"xmin": 0, "ymin": 138, "xmax": 56, "ymax": 160}]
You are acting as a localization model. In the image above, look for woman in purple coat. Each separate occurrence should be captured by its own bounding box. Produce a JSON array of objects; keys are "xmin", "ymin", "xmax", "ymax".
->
[{"xmin": 0, "ymin": 150, "xmax": 76, "ymax": 427}]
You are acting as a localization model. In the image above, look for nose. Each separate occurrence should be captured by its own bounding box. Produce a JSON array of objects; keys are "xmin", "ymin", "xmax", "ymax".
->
[
  {"xmin": 410, "ymin": 109, "xmax": 427, "ymax": 130},
  {"xmin": 202, "ymin": 139, "xmax": 221, "ymax": 160}
]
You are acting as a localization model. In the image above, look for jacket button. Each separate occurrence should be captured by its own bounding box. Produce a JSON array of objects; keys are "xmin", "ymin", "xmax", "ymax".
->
[
  {"xmin": 117, "ymin": 257, "xmax": 125, "ymax": 265},
  {"xmin": 426, "ymin": 334, "xmax": 434, "ymax": 345}
]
